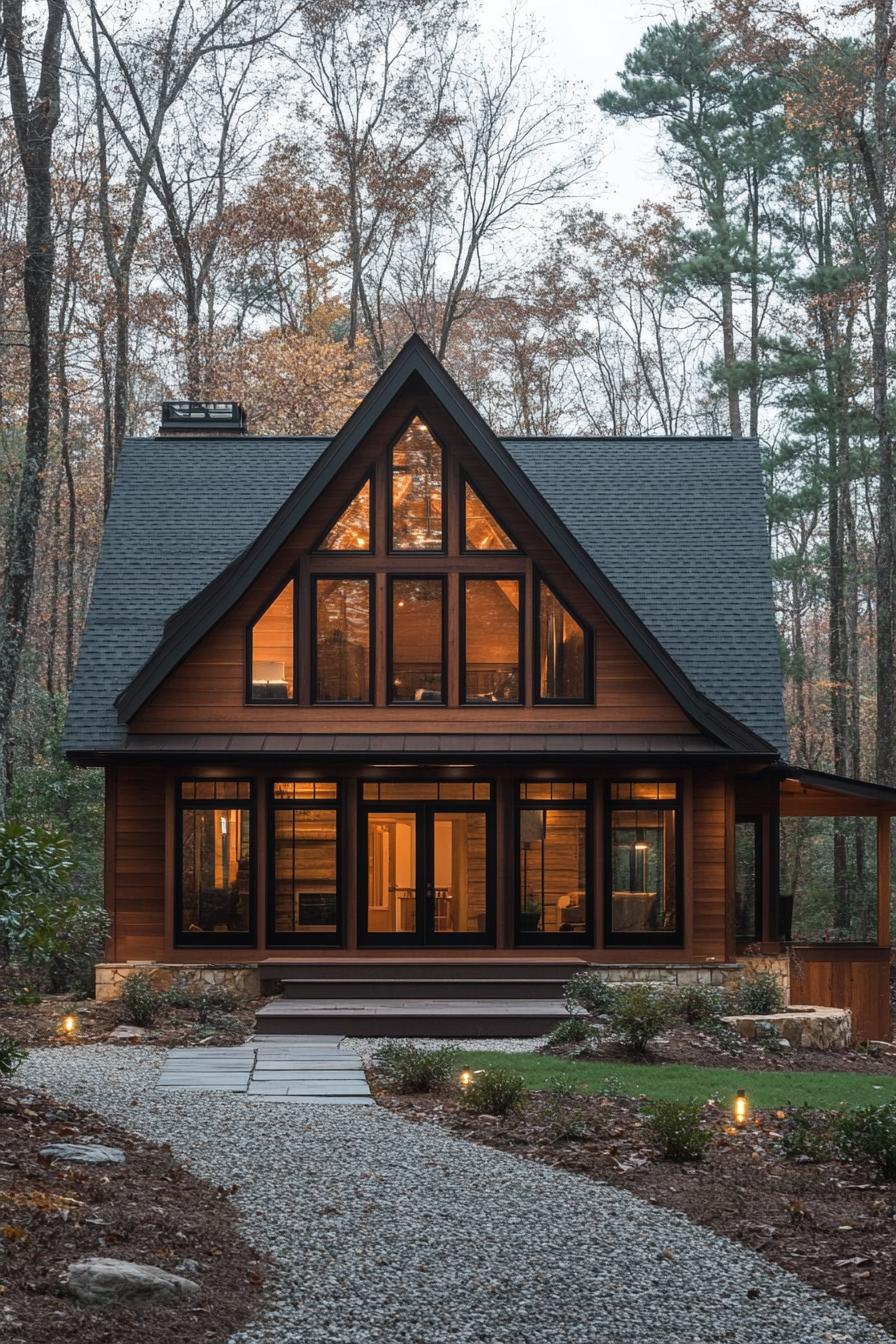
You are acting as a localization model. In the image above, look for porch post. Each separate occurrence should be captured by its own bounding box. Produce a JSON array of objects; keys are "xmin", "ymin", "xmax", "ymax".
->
[{"xmin": 877, "ymin": 812, "xmax": 891, "ymax": 948}]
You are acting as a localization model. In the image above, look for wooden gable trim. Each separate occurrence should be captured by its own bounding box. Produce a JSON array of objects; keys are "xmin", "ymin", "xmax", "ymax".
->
[{"xmin": 115, "ymin": 336, "xmax": 777, "ymax": 756}]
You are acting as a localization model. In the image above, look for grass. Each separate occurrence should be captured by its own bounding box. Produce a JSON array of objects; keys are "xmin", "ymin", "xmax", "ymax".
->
[{"xmin": 459, "ymin": 1051, "xmax": 896, "ymax": 1110}]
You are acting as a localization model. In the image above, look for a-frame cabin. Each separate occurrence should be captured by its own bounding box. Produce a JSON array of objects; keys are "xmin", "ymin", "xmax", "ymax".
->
[{"xmin": 65, "ymin": 337, "xmax": 895, "ymax": 1037}]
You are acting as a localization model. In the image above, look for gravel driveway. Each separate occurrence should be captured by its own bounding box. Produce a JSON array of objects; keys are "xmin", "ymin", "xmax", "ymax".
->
[{"xmin": 17, "ymin": 1046, "xmax": 895, "ymax": 1344}]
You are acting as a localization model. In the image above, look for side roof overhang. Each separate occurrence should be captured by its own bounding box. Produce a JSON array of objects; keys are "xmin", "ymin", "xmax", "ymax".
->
[
  {"xmin": 776, "ymin": 764, "xmax": 896, "ymax": 811},
  {"xmin": 113, "ymin": 335, "xmax": 778, "ymax": 758}
]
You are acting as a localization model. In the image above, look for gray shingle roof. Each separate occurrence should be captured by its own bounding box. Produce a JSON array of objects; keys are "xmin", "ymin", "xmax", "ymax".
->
[{"xmin": 63, "ymin": 433, "xmax": 786, "ymax": 756}]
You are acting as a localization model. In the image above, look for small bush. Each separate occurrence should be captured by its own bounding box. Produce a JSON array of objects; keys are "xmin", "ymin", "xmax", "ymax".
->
[
  {"xmin": 119, "ymin": 972, "xmax": 164, "ymax": 1028},
  {"xmin": 755, "ymin": 1019, "xmax": 789, "ymax": 1053},
  {"xmin": 835, "ymin": 1103, "xmax": 896, "ymax": 1179},
  {"xmin": 644, "ymin": 1099, "xmax": 711, "ymax": 1161},
  {"xmin": 564, "ymin": 970, "xmax": 616, "ymax": 1017},
  {"xmin": 12, "ymin": 984, "xmax": 41, "ymax": 1006},
  {"xmin": 732, "ymin": 970, "xmax": 785, "ymax": 1016},
  {"xmin": 779, "ymin": 1108, "xmax": 836, "ymax": 1163},
  {"xmin": 666, "ymin": 983, "xmax": 726, "ymax": 1026},
  {"xmin": 373, "ymin": 1042, "xmax": 458, "ymax": 1094},
  {"xmin": 538, "ymin": 1077, "xmax": 598, "ymax": 1141},
  {"xmin": 163, "ymin": 977, "xmax": 198, "ymax": 1010},
  {"xmin": 0, "ymin": 1032, "xmax": 26, "ymax": 1078},
  {"xmin": 461, "ymin": 1066, "xmax": 526, "ymax": 1116},
  {"xmin": 607, "ymin": 984, "xmax": 671, "ymax": 1054},
  {"xmin": 545, "ymin": 1016, "xmax": 598, "ymax": 1050}
]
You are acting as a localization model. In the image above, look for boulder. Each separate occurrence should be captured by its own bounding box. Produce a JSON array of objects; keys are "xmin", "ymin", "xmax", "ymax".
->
[
  {"xmin": 65, "ymin": 1257, "xmax": 200, "ymax": 1308},
  {"xmin": 107, "ymin": 1024, "xmax": 146, "ymax": 1042},
  {"xmin": 40, "ymin": 1143, "xmax": 126, "ymax": 1165}
]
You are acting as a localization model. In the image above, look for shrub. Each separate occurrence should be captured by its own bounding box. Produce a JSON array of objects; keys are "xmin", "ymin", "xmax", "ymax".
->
[
  {"xmin": 564, "ymin": 970, "xmax": 616, "ymax": 1017},
  {"xmin": 0, "ymin": 1032, "xmax": 26, "ymax": 1079},
  {"xmin": 755, "ymin": 1019, "xmax": 789, "ymax": 1053},
  {"xmin": 607, "ymin": 984, "xmax": 671, "ymax": 1054},
  {"xmin": 545, "ymin": 1016, "xmax": 598, "ymax": 1050},
  {"xmin": 164, "ymin": 980, "xmax": 242, "ymax": 1019},
  {"xmin": 644, "ymin": 1099, "xmax": 711, "ymax": 1161},
  {"xmin": 461, "ymin": 1066, "xmax": 526, "ymax": 1116},
  {"xmin": 538, "ymin": 1077, "xmax": 598, "ymax": 1141},
  {"xmin": 666, "ymin": 983, "xmax": 726, "ymax": 1026},
  {"xmin": 373, "ymin": 1042, "xmax": 458, "ymax": 1094},
  {"xmin": 835, "ymin": 1103, "xmax": 896, "ymax": 1179},
  {"xmin": 120, "ymin": 972, "xmax": 165, "ymax": 1028},
  {"xmin": 732, "ymin": 970, "xmax": 785, "ymax": 1016},
  {"xmin": 779, "ymin": 1108, "xmax": 836, "ymax": 1163}
]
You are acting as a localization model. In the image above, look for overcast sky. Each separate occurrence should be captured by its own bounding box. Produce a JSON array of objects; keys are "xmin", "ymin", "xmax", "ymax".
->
[{"xmin": 478, "ymin": 0, "xmax": 670, "ymax": 216}]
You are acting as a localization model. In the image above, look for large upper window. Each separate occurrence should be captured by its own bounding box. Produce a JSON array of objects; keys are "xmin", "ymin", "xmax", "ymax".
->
[
  {"xmin": 463, "ymin": 577, "xmax": 522, "ymax": 703},
  {"xmin": 606, "ymin": 782, "xmax": 680, "ymax": 945},
  {"xmin": 177, "ymin": 781, "xmax": 254, "ymax": 945},
  {"xmin": 538, "ymin": 580, "xmax": 587, "ymax": 701},
  {"xmin": 390, "ymin": 577, "xmax": 444, "ymax": 702},
  {"xmin": 314, "ymin": 577, "xmax": 371, "ymax": 702},
  {"xmin": 249, "ymin": 579, "xmax": 294, "ymax": 700},
  {"xmin": 319, "ymin": 480, "xmax": 371, "ymax": 551},
  {"xmin": 390, "ymin": 418, "xmax": 443, "ymax": 550}
]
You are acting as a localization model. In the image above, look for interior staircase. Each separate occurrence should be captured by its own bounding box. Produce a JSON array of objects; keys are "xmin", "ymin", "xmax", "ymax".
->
[{"xmin": 254, "ymin": 957, "xmax": 586, "ymax": 1037}]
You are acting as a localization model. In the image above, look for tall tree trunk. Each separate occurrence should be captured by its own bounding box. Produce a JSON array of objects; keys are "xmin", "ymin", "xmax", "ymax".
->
[
  {"xmin": 0, "ymin": 0, "xmax": 65, "ymax": 807},
  {"xmin": 720, "ymin": 274, "xmax": 743, "ymax": 437}
]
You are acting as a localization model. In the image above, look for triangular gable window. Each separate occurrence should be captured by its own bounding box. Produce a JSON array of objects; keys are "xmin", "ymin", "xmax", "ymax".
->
[
  {"xmin": 249, "ymin": 578, "xmax": 295, "ymax": 700},
  {"xmin": 464, "ymin": 482, "xmax": 515, "ymax": 551},
  {"xmin": 318, "ymin": 479, "xmax": 371, "ymax": 551},
  {"xmin": 391, "ymin": 417, "xmax": 442, "ymax": 550}
]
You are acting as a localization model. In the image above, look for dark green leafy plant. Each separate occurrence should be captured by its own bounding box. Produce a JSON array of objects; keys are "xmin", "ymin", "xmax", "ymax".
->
[
  {"xmin": 545, "ymin": 1016, "xmax": 598, "ymax": 1049},
  {"xmin": 644, "ymin": 1099, "xmax": 711, "ymax": 1161},
  {"xmin": 373, "ymin": 1042, "xmax": 458, "ymax": 1094},
  {"xmin": 0, "ymin": 1032, "xmax": 27, "ymax": 1078},
  {"xmin": 564, "ymin": 970, "xmax": 616, "ymax": 1016},
  {"xmin": 538, "ymin": 1077, "xmax": 598, "ymax": 1141},
  {"xmin": 607, "ymin": 984, "xmax": 671, "ymax": 1054},
  {"xmin": 666, "ymin": 983, "xmax": 726, "ymax": 1026},
  {"xmin": 120, "ymin": 972, "xmax": 165, "ymax": 1028},
  {"xmin": 755, "ymin": 1019, "xmax": 788, "ymax": 1053},
  {"xmin": 732, "ymin": 970, "xmax": 785, "ymax": 1015},
  {"xmin": 0, "ymin": 821, "xmax": 76, "ymax": 965},
  {"xmin": 779, "ymin": 1107, "xmax": 836, "ymax": 1163},
  {"xmin": 461, "ymin": 1066, "xmax": 526, "ymax": 1116},
  {"xmin": 835, "ymin": 1103, "xmax": 896, "ymax": 1179}
]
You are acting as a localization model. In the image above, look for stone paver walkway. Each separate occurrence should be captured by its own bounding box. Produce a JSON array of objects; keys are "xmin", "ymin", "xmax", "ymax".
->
[{"xmin": 157, "ymin": 1035, "xmax": 373, "ymax": 1104}]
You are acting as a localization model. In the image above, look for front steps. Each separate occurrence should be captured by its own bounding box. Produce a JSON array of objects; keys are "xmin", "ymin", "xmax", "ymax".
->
[{"xmin": 255, "ymin": 957, "xmax": 585, "ymax": 1037}]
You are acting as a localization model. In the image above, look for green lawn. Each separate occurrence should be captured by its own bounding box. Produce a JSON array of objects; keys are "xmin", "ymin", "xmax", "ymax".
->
[{"xmin": 460, "ymin": 1050, "xmax": 896, "ymax": 1109}]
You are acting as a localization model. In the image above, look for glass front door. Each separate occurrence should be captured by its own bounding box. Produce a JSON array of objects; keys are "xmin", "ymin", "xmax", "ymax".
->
[{"xmin": 362, "ymin": 801, "xmax": 494, "ymax": 945}]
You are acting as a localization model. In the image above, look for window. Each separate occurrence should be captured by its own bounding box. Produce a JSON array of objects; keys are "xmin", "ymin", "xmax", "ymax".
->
[
  {"xmin": 464, "ymin": 483, "xmax": 515, "ymax": 550},
  {"xmin": 249, "ymin": 579, "xmax": 294, "ymax": 700},
  {"xmin": 319, "ymin": 479, "xmax": 371, "ymax": 551},
  {"xmin": 538, "ymin": 580, "xmax": 588, "ymax": 701},
  {"xmin": 463, "ymin": 578, "xmax": 522, "ymax": 703},
  {"xmin": 780, "ymin": 815, "xmax": 877, "ymax": 943},
  {"xmin": 390, "ymin": 418, "xmax": 442, "ymax": 550},
  {"xmin": 735, "ymin": 819, "xmax": 762, "ymax": 941},
  {"xmin": 606, "ymin": 782, "xmax": 680, "ymax": 945},
  {"xmin": 176, "ymin": 780, "xmax": 254, "ymax": 945},
  {"xmin": 269, "ymin": 783, "xmax": 339, "ymax": 944},
  {"xmin": 314, "ymin": 577, "xmax": 371, "ymax": 702},
  {"xmin": 390, "ymin": 577, "xmax": 444, "ymax": 702},
  {"xmin": 517, "ymin": 788, "xmax": 589, "ymax": 943},
  {"xmin": 520, "ymin": 782, "xmax": 587, "ymax": 800},
  {"xmin": 363, "ymin": 781, "xmax": 491, "ymax": 800}
]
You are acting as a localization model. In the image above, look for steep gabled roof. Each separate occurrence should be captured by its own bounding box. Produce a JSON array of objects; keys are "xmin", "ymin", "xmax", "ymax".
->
[{"xmin": 64, "ymin": 336, "xmax": 787, "ymax": 757}]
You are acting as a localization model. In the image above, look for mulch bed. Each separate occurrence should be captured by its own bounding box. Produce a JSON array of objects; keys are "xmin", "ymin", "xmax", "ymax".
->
[
  {"xmin": 0, "ymin": 995, "xmax": 257, "ymax": 1050},
  {"xmin": 0, "ymin": 1084, "xmax": 266, "ymax": 1344},
  {"xmin": 381, "ymin": 1088, "xmax": 896, "ymax": 1336}
]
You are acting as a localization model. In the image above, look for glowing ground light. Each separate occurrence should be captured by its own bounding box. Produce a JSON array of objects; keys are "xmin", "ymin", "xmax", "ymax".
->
[
  {"xmin": 59, "ymin": 1013, "xmax": 78, "ymax": 1037},
  {"xmin": 459, "ymin": 1065, "xmax": 474, "ymax": 1090},
  {"xmin": 733, "ymin": 1088, "xmax": 749, "ymax": 1127}
]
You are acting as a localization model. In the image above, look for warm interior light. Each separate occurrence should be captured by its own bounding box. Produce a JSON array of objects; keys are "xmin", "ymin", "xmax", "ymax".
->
[
  {"xmin": 459, "ymin": 1065, "xmax": 474, "ymax": 1090},
  {"xmin": 733, "ymin": 1088, "xmax": 749, "ymax": 1127},
  {"xmin": 60, "ymin": 1013, "xmax": 78, "ymax": 1036},
  {"xmin": 633, "ymin": 841, "xmax": 650, "ymax": 852}
]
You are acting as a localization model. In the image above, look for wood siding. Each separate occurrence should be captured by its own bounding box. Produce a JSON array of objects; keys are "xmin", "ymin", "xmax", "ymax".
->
[
  {"xmin": 691, "ymin": 770, "xmax": 728, "ymax": 960},
  {"xmin": 107, "ymin": 765, "xmax": 167, "ymax": 961},
  {"xmin": 790, "ymin": 946, "xmax": 891, "ymax": 1042},
  {"xmin": 130, "ymin": 387, "xmax": 697, "ymax": 737}
]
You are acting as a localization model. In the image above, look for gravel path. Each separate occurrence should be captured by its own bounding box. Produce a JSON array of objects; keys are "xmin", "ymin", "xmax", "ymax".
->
[{"xmin": 17, "ymin": 1045, "xmax": 895, "ymax": 1344}]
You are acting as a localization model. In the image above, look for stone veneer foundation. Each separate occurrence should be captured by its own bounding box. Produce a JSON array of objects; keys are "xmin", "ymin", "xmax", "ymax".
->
[
  {"xmin": 95, "ymin": 963, "xmax": 260, "ymax": 1003},
  {"xmin": 721, "ymin": 1006, "xmax": 853, "ymax": 1050}
]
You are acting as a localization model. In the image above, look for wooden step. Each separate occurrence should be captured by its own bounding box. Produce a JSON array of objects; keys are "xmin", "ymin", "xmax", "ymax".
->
[
  {"xmin": 254, "ymin": 996, "xmax": 567, "ymax": 1039},
  {"xmin": 281, "ymin": 976, "xmax": 574, "ymax": 1001}
]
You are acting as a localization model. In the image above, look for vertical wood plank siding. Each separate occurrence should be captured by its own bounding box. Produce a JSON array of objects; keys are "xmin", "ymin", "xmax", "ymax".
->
[
  {"xmin": 108, "ymin": 765, "xmax": 166, "ymax": 961},
  {"xmin": 691, "ymin": 770, "xmax": 728, "ymax": 960}
]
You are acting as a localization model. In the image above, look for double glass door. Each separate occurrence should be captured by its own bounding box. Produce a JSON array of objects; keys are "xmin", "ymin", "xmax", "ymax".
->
[{"xmin": 361, "ymin": 793, "xmax": 494, "ymax": 945}]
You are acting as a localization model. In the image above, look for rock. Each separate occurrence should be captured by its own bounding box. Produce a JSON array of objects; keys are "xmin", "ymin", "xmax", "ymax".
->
[
  {"xmin": 107, "ymin": 1024, "xmax": 146, "ymax": 1042},
  {"xmin": 40, "ymin": 1143, "xmax": 126, "ymax": 1165},
  {"xmin": 65, "ymin": 1257, "xmax": 200, "ymax": 1308}
]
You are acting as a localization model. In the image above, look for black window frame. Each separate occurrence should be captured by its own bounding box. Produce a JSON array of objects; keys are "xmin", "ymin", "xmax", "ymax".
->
[
  {"xmin": 267, "ymin": 782, "xmax": 343, "ymax": 948},
  {"xmin": 604, "ymin": 781, "xmax": 683, "ymax": 948},
  {"xmin": 245, "ymin": 569, "xmax": 299, "ymax": 706},
  {"xmin": 174, "ymin": 778, "xmax": 257, "ymax": 949},
  {"xmin": 514, "ymin": 784, "xmax": 593, "ymax": 948},
  {"xmin": 387, "ymin": 410, "xmax": 448, "ymax": 555},
  {"xmin": 313, "ymin": 471, "xmax": 375, "ymax": 554},
  {"xmin": 387, "ymin": 572, "xmax": 448, "ymax": 706},
  {"xmin": 311, "ymin": 573, "xmax": 375, "ymax": 705},
  {"xmin": 460, "ymin": 573, "xmax": 525, "ymax": 707},
  {"xmin": 534, "ymin": 573, "xmax": 593, "ymax": 706},
  {"xmin": 460, "ymin": 472, "xmax": 519, "ymax": 553},
  {"xmin": 734, "ymin": 815, "xmax": 764, "ymax": 943}
]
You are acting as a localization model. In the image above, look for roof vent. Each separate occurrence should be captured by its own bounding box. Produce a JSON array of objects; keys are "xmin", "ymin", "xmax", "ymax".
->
[{"xmin": 159, "ymin": 400, "xmax": 247, "ymax": 435}]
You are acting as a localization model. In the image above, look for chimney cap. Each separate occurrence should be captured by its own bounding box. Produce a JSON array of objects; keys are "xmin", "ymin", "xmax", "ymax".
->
[{"xmin": 160, "ymin": 400, "xmax": 246, "ymax": 435}]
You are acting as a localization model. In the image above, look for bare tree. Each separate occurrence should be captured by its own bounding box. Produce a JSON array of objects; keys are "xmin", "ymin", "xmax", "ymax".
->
[{"xmin": 0, "ymin": 0, "xmax": 65, "ymax": 805}]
